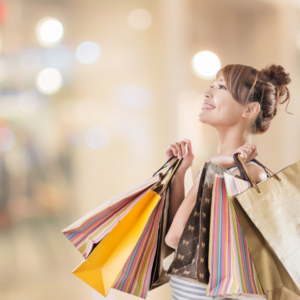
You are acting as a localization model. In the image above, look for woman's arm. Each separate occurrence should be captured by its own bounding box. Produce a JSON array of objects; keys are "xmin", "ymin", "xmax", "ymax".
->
[
  {"xmin": 163, "ymin": 139, "xmax": 196, "ymax": 240},
  {"xmin": 165, "ymin": 161, "xmax": 207, "ymax": 249},
  {"xmin": 166, "ymin": 169, "xmax": 185, "ymax": 231},
  {"xmin": 165, "ymin": 174, "xmax": 201, "ymax": 249}
]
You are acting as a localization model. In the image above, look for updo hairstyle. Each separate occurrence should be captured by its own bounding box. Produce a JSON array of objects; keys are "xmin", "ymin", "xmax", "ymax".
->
[{"xmin": 217, "ymin": 64, "xmax": 292, "ymax": 134}]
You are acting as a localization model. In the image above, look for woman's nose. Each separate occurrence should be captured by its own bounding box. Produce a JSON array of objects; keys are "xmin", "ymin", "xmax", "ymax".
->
[{"xmin": 204, "ymin": 90, "xmax": 211, "ymax": 99}]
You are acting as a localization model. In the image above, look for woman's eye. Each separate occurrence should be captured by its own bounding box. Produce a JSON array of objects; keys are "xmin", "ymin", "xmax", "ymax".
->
[
  {"xmin": 209, "ymin": 85, "xmax": 214, "ymax": 89},
  {"xmin": 219, "ymin": 84, "xmax": 227, "ymax": 90}
]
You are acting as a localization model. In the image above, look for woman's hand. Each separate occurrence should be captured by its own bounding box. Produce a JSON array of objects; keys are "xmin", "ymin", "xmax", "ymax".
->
[
  {"xmin": 164, "ymin": 139, "xmax": 194, "ymax": 173},
  {"xmin": 234, "ymin": 142, "xmax": 258, "ymax": 163}
]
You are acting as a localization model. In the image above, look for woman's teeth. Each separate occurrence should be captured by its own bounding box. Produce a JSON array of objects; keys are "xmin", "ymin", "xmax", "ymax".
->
[{"xmin": 201, "ymin": 103, "xmax": 216, "ymax": 110}]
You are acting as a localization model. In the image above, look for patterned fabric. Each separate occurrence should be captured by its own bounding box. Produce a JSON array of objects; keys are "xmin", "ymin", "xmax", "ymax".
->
[
  {"xmin": 207, "ymin": 174, "xmax": 265, "ymax": 298},
  {"xmin": 167, "ymin": 159, "xmax": 243, "ymax": 284},
  {"xmin": 169, "ymin": 158, "xmax": 268, "ymax": 299},
  {"xmin": 166, "ymin": 163, "xmax": 207, "ymax": 282},
  {"xmin": 169, "ymin": 277, "xmax": 232, "ymax": 300},
  {"xmin": 197, "ymin": 162, "xmax": 242, "ymax": 283}
]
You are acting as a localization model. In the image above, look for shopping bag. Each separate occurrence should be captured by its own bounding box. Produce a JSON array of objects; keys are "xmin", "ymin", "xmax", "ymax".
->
[
  {"xmin": 62, "ymin": 177, "xmax": 159, "ymax": 259},
  {"xmin": 166, "ymin": 160, "xmax": 244, "ymax": 285},
  {"xmin": 230, "ymin": 153, "xmax": 300, "ymax": 300},
  {"xmin": 113, "ymin": 191, "xmax": 165, "ymax": 297},
  {"xmin": 71, "ymin": 158, "xmax": 182, "ymax": 298},
  {"xmin": 62, "ymin": 157, "xmax": 175, "ymax": 259},
  {"xmin": 148, "ymin": 186, "xmax": 174, "ymax": 290},
  {"xmin": 149, "ymin": 166, "xmax": 194, "ymax": 290},
  {"xmin": 207, "ymin": 174, "xmax": 265, "ymax": 299}
]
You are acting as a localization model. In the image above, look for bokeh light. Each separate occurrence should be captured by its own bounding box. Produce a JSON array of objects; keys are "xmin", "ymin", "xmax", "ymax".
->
[
  {"xmin": 76, "ymin": 41, "xmax": 101, "ymax": 65},
  {"xmin": 36, "ymin": 68, "xmax": 63, "ymax": 94},
  {"xmin": 19, "ymin": 49, "xmax": 43, "ymax": 71},
  {"xmin": 18, "ymin": 91, "xmax": 44, "ymax": 114},
  {"xmin": 192, "ymin": 51, "xmax": 221, "ymax": 79},
  {"xmin": 114, "ymin": 85, "xmax": 152, "ymax": 110},
  {"xmin": 128, "ymin": 9, "xmax": 152, "ymax": 31},
  {"xmin": 36, "ymin": 17, "xmax": 64, "ymax": 46},
  {"xmin": 0, "ymin": 127, "xmax": 15, "ymax": 151},
  {"xmin": 85, "ymin": 125, "xmax": 110, "ymax": 150},
  {"xmin": 46, "ymin": 45, "xmax": 72, "ymax": 70}
]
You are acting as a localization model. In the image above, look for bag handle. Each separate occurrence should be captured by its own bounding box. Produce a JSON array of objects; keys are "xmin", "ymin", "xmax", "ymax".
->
[
  {"xmin": 152, "ymin": 156, "xmax": 177, "ymax": 177},
  {"xmin": 233, "ymin": 153, "xmax": 281, "ymax": 193},
  {"xmin": 151, "ymin": 158, "xmax": 183, "ymax": 194},
  {"xmin": 161, "ymin": 159, "xmax": 182, "ymax": 194}
]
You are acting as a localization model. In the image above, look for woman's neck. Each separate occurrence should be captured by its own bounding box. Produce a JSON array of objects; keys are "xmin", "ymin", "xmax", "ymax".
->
[{"xmin": 215, "ymin": 125, "xmax": 251, "ymax": 156}]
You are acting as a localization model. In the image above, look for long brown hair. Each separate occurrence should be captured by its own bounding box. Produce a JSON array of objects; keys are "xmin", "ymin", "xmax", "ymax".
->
[{"xmin": 216, "ymin": 64, "xmax": 292, "ymax": 134}]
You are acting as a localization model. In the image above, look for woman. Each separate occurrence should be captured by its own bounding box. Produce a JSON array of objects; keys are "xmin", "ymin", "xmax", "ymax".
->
[{"xmin": 164, "ymin": 64, "xmax": 292, "ymax": 300}]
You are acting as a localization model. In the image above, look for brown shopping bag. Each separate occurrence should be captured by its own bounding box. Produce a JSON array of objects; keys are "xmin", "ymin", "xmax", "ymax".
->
[
  {"xmin": 231, "ymin": 153, "xmax": 300, "ymax": 300},
  {"xmin": 150, "ymin": 167, "xmax": 194, "ymax": 290},
  {"xmin": 149, "ymin": 186, "xmax": 174, "ymax": 290},
  {"xmin": 166, "ymin": 159, "xmax": 245, "ymax": 285}
]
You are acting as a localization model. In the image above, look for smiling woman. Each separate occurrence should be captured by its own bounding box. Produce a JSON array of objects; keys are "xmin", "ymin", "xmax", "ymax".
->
[{"xmin": 164, "ymin": 63, "xmax": 292, "ymax": 300}]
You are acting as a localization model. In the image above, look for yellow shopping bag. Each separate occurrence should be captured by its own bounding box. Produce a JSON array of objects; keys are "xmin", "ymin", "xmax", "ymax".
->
[{"xmin": 73, "ymin": 158, "xmax": 182, "ymax": 297}]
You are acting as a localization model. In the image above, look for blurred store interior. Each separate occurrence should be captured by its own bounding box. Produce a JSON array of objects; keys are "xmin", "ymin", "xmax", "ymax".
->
[{"xmin": 0, "ymin": 0, "xmax": 299, "ymax": 299}]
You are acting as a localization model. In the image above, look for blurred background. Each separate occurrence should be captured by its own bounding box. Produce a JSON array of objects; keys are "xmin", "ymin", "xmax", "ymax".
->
[{"xmin": 0, "ymin": 0, "xmax": 299, "ymax": 299}]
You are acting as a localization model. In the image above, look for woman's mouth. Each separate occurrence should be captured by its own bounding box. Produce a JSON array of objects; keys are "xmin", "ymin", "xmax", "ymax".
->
[{"xmin": 201, "ymin": 102, "xmax": 216, "ymax": 110}]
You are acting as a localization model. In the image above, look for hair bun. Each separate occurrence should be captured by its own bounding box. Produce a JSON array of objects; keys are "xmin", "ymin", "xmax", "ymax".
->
[
  {"xmin": 259, "ymin": 64, "xmax": 292, "ymax": 118},
  {"xmin": 260, "ymin": 64, "xmax": 291, "ymax": 98}
]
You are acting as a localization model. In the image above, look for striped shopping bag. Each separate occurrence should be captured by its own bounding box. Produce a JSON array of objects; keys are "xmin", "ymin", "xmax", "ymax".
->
[
  {"xmin": 62, "ymin": 157, "xmax": 181, "ymax": 298},
  {"xmin": 62, "ymin": 175, "xmax": 160, "ymax": 259},
  {"xmin": 207, "ymin": 174, "xmax": 265, "ymax": 299},
  {"xmin": 112, "ymin": 193, "xmax": 164, "ymax": 297}
]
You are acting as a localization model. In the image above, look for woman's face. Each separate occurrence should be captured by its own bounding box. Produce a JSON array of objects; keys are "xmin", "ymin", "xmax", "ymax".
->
[{"xmin": 198, "ymin": 74, "xmax": 247, "ymax": 129}]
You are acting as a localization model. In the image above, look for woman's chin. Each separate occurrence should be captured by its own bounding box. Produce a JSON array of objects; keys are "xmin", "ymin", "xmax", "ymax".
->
[{"xmin": 197, "ymin": 113, "xmax": 210, "ymax": 124}]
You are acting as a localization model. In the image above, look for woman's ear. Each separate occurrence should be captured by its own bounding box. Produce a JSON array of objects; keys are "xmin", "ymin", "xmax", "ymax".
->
[{"xmin": 242, "ymin": 102, "xmax": 261, "ymax": 119}]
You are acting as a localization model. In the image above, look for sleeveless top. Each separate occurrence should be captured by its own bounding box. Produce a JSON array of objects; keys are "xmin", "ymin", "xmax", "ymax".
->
[{"xmin": 169, "ymin": 156, "xmax": 267, "ymax": 300}]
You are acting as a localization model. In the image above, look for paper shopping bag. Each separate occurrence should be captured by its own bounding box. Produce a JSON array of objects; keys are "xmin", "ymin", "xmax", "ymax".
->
[
  {"xmin": 72, "ymin": 158, "xmax": 182, "ymax": 298},
  {"xmin": 62, "ymin": 176, "xmax": 159, "ymax": 259},
  {"xmin": 166, "ymin": 160, "xmax": 244, "ymax": 285},
  {"xmin": 61, "ymin": 156, "xmax": 179, "ymax": 259},
  {"xmin": 231, "ymin": 153, "xmax": 300, "ymax": 300},
  {"xmin": 148, "ymin": 186, "xmax": 174, "ymax": 290},
  {"xmin": 149, "ymin": 166, "xmax": 194, "ymax": 290},
  {"xmin": 207, "ymin": 174, "xmax": 265, "ymax": 299},
  {"xmin": 113, "ymin": 190, "xmax": 165, "ymax": 298}
]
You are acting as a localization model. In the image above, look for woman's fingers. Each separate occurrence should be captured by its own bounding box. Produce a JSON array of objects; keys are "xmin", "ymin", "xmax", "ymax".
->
[
  {"xmin": 186, "ymin": 140, "xmax": 194, "ymax": 157},
  {"xmin": 165, "ymin": 139, "xmax": 193, "ymax": 160},
  {"xmin": 244, "ymin": 143, "xmax": 259, "ymax": 160},
  {"xmin": 235, "ymin": 143, "xmax": 259, "ymax": 162},
  {"xmin": 174, "ymin": 142, "xmax": 182, "ymax": 158},
  {"xmin": 181, "ymin": 139, "xmax": 193, "ymax": 157},
  {"xmin": 166, "ymin": 144, "xmax": 177, "ymax": 157},
  {"xmin": 180, "ymin": 141, "xmax": 187, "ymax": 158},
  {"xmin": 236, "ymin": 146, "xmax": 250, "ymax": 160},
  {"xmin": 238, "ymin": 149, "xmax": 248, "ymax": 160}
]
